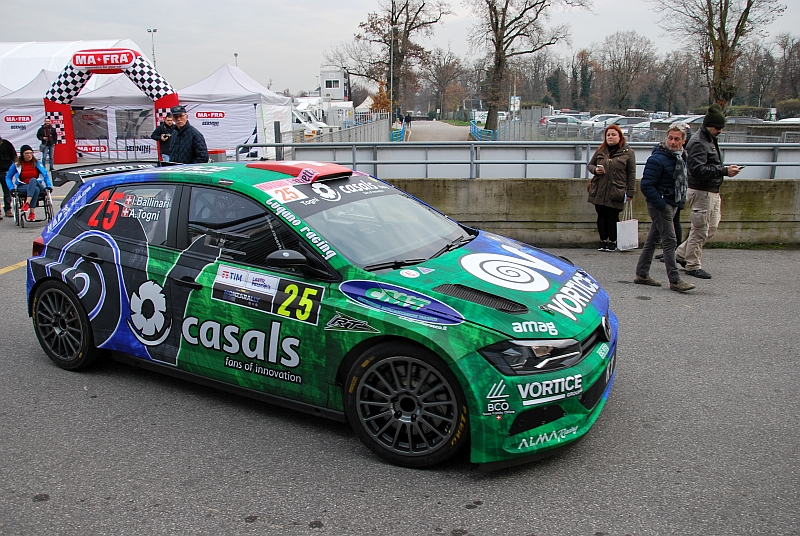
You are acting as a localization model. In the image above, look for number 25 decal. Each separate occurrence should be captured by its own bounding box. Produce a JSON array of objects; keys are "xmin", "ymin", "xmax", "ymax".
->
[
  {"xmin": 274, "ymin": 187, "xmax": 299, "ymax": 202},
  {"xmin": 274, "ymin": 280, "xmax": 323, "ymax": 325},
  {"xmin": 88, "ymin": 190, "xmax": 126, "ymax": 230}
]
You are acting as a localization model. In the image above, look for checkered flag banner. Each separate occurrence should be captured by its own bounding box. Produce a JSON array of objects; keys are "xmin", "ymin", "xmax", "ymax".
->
[
  {"xmin": 45, "ymin": 111, "xmax": 66, "ymax": 144},
  {"xmin": 155, "ymin": 107, "xmax": 172, "ymax": 125},
  {"xmin": 45, "ymin": 65, "xmax": 93, "ymax": 104},
  {"xmin": 125, "ymin": 56, "xmax": 175, "ymax": 100}
]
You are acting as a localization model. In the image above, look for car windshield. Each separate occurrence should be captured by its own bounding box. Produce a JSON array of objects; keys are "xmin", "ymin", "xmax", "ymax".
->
[{"xmin": 302, "ymin": 190, "xmax": 474, "ymax": 270}]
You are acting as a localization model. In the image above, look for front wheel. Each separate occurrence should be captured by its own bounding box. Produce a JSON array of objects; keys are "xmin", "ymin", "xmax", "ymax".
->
[
  {"xmin": 344, "ymin": 342, "xmax": 469, "ymax": 468},
  {"xmin": 32, "ymin": 280, "xmax": 98, "ymax": 370}
]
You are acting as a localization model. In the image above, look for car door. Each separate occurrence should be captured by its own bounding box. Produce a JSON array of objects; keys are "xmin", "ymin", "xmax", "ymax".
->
[
  {"xmin": 168, "ymin": 185, "xmax": 334, "ymax": 407},
  {"xmin": 64, "ymin": 182, "xmax": 180, "ymax": 359}
]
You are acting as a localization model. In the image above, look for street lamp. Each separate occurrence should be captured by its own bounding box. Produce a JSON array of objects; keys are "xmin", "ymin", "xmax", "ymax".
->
[
  {"xmin": 389, "ymin": 25, "xmax": 398, "ymax": 115},
  {"xmin": 146, "ymin": 28, "xmax": 157, "ymax": 68},
  {"xmin": 234, "ymin": 52, "xmax": 238, "ymax": 66}
]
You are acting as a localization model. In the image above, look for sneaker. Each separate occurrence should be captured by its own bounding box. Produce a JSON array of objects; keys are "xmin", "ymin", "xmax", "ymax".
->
[
  {"xmin": 28, "ymin": 210, "xmax": 35, "ymax": 221},
  {"xmin": 4, "ymin": 210, "xmax": 11, "ymax": 218},
  {"xmin": 685, "ymin": 269, "xmax": 711, "ymax": 279},
  {"xmin": 670, "ymin": 280, "xmax": 696, "ymax": 292},
  {"xmin": 597, "ymin": 241, "xmax": 607, "ymax": 251},
  {"xmin": 634, "ymin": 275, "xmax": 662, "ymax": 286},
  {"xmin": 21, "ymin": 202, "xmax": 29, "ymax": 212},
  {"xmin": 655, "ymin": 253, "xmax": 664, "ymax": 261},
  {"xmin": 605, "ymin": 241, "xmax": 617, "ymax": 252}
]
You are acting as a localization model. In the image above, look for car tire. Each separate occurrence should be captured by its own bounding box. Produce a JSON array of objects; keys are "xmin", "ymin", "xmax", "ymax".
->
[
  {"xmin": 343, "ymin": 341, "xmax": 469, "ymax": 468},
  {"xmin": 32, "ymin": 280, "xmax": 98, "ymax": 370}
]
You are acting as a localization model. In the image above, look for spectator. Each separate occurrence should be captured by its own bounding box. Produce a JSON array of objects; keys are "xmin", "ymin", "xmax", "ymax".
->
[
  {"xmin": 151, "ymin": 113, "xmax": 175, "ymax": 162},
  {"xmin": 404, "ymin": 112, "xmax": 412, "ymax": 130},
  {"xmin": 634, "ymin": 124, "xmax": 695, "ymax": 293},
  {"xmin": 675, "ymin": 104, "xmax": 741, "ymax": 279},
  {"xmin": 167, "ymin": 105, "xmax": 209, "ymax": 164},
  {"xmin": 587, "ymin": 124, "xmax": 637, "ymax": 251},
  {"xmin": 656, "ymin": 122, "xmax": 692, "ymax": 262},
  {"xmin": 0, "ymin": 134, "xmax": 16, "ymax": 218},
  {"xmin": 36, "ymin": 118, "xmax": 58, "ymax": 171},
  {"xmin": 5, "ymin": 144, "xmax": 52, "ymax": 222}
]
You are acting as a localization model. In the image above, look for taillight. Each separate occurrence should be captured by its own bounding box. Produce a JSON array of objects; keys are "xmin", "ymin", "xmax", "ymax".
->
[{"xmin": 32, "ymin": 236, "xmax": 45, "ymax": 257}]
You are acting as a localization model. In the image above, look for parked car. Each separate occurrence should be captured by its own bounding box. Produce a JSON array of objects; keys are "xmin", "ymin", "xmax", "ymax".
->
[
  {"xmin": 28, "ymin": 160, "xmax": 618, "ymax": 470},
  {"xmin": 629, "ymin": 121, "xmax": 655, "ymax": 142},
  {"xmin": 725, "ymin": 117, "xmax": 764, "ymax": 125},
  {"xmin": 581, "ymin": 114, "xmax": 623, "ymax": 130},
  {"xmin": 541, "ymin": 115, "xmax": 588, "ymax": 137}
]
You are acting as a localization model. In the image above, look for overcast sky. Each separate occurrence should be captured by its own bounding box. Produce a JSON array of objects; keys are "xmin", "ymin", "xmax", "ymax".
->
[{"xmin": 3, "ymin": 0, "xmax": 797, "ymax": 95}]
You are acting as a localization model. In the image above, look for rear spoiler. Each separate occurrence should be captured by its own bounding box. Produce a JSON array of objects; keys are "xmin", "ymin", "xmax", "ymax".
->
[{"xmin": 52, "ymin": 161, "xmax": 181, "ymax": 187}]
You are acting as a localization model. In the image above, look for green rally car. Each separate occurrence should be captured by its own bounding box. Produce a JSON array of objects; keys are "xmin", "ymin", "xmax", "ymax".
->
[{"xmin": 27, "ymin": 161, "xmax": 617, "ymax": 470}]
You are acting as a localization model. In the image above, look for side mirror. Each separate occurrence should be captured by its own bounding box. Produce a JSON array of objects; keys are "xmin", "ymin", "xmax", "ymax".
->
[{"xmin": 266, "ymin": 249, "xmax": 307, "ymax": 268}]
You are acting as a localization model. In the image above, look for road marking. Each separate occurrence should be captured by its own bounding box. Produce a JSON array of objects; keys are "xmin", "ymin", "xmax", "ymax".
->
[{"xmin": 0, "ymin": 261, "xmax": 27, "ymax": 275}]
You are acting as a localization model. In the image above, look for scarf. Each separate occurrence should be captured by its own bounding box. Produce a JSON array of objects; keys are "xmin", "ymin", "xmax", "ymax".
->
[{"xmin": 659, "ymin": 142, "xmax": 687, "ymax": 208}]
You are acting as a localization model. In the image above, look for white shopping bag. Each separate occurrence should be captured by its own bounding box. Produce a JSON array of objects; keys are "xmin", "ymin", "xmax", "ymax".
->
[{"xmin": 616, "ymin": 201, "xmax": 639, "ymax": 251}]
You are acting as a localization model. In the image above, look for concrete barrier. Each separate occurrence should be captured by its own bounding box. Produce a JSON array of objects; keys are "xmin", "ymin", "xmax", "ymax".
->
[{"xmin": 388, "ymin": 178, "xmax": 800, "ymax": 246}]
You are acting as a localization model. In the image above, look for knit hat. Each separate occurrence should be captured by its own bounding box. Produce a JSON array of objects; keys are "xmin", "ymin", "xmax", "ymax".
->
[
  {"xmin": 703, "ymin": 104, "xmax": 726, "ymax": 129},
  {"xmin": 20, "ymin": 144, "xmax": 33, "ymax": 154}
]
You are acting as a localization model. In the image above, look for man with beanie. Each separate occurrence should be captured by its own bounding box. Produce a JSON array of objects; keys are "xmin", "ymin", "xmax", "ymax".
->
[
  {"xmin": 0, "ymin": 134, "xmax": 16, "ymax": 218},
  {"xmin": 675, "ymin": 104, "xmax": 741, "ymax": 279}
]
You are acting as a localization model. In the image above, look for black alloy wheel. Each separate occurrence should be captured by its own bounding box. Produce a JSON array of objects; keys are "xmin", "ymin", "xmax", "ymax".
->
[{"xmin": 32, "ymin": 281, "xmax": 98, "ymax": 370}]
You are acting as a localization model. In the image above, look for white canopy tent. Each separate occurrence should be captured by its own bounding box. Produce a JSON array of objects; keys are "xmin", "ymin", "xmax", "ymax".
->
[
  {"xmin": 178, "ymin": 64, "xmax": 292, "ymax": 158},
  {"xmin": 0, "ymin": 70, "xmax": 60, "ymax": 152}
]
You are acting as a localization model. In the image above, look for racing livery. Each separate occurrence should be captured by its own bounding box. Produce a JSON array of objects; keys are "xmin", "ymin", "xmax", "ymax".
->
[{"xmin": 27, "ymin": 161, "xmax": 617, "ymax": 469}]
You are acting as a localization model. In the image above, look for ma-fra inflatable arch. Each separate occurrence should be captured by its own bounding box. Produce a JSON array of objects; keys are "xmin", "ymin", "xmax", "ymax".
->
[{"xmin": 44, "ymin": 48, "xmax": 179, "ymax": 164}]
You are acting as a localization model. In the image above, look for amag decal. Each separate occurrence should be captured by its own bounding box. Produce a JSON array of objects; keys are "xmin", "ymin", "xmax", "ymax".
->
[
  {"xmin": 517, "ymin": 374, "xmax": 582, "ymax": 406},
  {"xmin": 339, "ymin": 280, "xmax": 464, "ymax": 326}
]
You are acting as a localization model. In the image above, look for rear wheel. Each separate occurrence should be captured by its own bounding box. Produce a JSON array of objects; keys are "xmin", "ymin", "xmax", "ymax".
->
[
  {"xmin": 344, "ymin": 342, "xmax": 469, "ymax": 468},
  {"xmin": 12, "ymin": 194, "xmax": 20, "ymax": 226},
  {"xmin": 32, "ymin": 281, "xmax": 98, "ymax": 370}
]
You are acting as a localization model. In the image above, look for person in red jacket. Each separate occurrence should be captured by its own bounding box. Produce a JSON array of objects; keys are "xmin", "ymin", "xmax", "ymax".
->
[{"xmin": 5, "ymin": 144, "xmax": 52, "ymax": 222}]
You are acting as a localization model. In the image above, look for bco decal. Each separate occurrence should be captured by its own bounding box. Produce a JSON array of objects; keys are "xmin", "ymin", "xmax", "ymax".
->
[
  {"xmin": 517, "ymin": 374, "xmax": 582, "ymax": 406},
  {"xmin": 339, "ymin": 280, "xmax": 464, "ymax": 326},
  {"xmin": 483, "ymin": 379, "xmax": 515, "ymax": 416}
]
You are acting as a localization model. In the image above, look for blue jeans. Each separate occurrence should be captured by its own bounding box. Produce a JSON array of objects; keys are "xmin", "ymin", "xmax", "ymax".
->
[
  {"xmin": 41, "ymin": 145, "xmax": 55, "ymax": 170},
  {"xmin": 26, "ymin": 180, "xmax": 45, "ymax": 209},
  {"xmin": 161, "ymin": 154, "xmax": 170, "ymax": 162}
]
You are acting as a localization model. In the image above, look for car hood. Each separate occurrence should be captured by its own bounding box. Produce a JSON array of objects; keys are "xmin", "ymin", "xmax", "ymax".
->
[{"xmin": 366, "ymin": 232, "xmax": 609, "ymax": 340}]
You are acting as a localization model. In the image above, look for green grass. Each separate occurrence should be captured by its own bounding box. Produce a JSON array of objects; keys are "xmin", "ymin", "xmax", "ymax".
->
[{"xmin": 442, "ymin": 120, "xmax": 471, "ymax": 126}]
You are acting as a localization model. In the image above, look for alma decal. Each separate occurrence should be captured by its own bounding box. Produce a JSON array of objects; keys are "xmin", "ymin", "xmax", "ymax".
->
[{"xmin": 339, "ymin": 280, "xmax": 464, "ymax": 326}]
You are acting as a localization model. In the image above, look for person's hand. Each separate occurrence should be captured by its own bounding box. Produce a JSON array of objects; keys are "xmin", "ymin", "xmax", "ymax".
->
[
  {"xmin": 161, "ymin": 134, "xmax": 168, "ymax": 141},
  {"xmin": 596, "ymin": 164, "xmax": 605, "ymax": 175},
  {"xmin": 727, "ymin": 165, "xmax": 741, "ymax": 177},
  {"xmin": 46, "ymin": 187, "xmax": 53, "ymax": 192}
]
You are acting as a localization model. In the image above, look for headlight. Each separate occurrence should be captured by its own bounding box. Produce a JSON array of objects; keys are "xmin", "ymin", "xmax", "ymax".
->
[{"xmin": 478, "ymin": 339, "xmax": 582, "ymax": 375}]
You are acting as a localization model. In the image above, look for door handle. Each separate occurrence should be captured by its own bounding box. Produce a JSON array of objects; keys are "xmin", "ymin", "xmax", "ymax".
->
[
  {"xmin": 175, "ymin": 276, "xmax": 203, "ymax": 290},
  {"xmin": 81, "ymin": 253, "xmax": 104, "ymax": 264}
]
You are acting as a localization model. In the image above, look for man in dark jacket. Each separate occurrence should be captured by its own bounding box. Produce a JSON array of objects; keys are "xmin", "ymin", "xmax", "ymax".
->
[
  {"xmin": 36, "ymin": 118, "xmax": 58, "ymax": 171},
  {"xmin": 675, "ymin": 104, "xmax": 741, "ymax": 279},
  {"xmin": 167, "ymin": 105, "xmax": 208, "ymax": 164},
  {"xmin": 150, "ymin": 113, "xmax": 175, "ymax": 161},
  {"xmin": 634, "ymin": 124, "xmax": 694, "ymax": 292},
  {"xmin": 0, "ymin": 135, "xmax": 16, "ymax": 218}
]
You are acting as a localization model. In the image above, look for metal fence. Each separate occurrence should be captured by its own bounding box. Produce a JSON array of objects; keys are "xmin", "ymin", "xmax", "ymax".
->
[{"xmin": 236, "ymin": 140, "xmax": 800, "ymax": 180}]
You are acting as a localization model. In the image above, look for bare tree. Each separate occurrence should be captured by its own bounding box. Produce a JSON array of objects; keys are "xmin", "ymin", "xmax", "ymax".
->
[
  {"xmin": 775, "ymin": 33, "xmax": 800, "ymax": 100},
  {"xmin": 652, "ymin": 0, "xmax": 786, "ymax": 108},
  {"xmin": 420, "ymin": 47, "xmax": 466, "ymax": 117},
  {"xmin": 600, "ymin": 31, "xmax": 656, "ymax": 110},
  {"xmin": 465, "ymin": 0, "xmax": 586, "ymax": 131},
  {"xmin": 325, "ymin": 0, "xmax": 451, "ymax": 112}
]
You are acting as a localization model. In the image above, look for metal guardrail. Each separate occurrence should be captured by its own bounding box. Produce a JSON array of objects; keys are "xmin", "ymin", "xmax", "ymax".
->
[
  {"xmin": 390, "ymin": 123, "xmax": 406, "ymax": 142},
  {"xmin": 470, "ymin": 120, "xmax": 497, "ymax": 141},
  {"xmin": 234, "ymin": 140, "xmax": 800, "ymax": 180}
]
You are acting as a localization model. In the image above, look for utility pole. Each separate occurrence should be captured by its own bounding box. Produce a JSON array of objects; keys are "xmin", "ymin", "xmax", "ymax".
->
[
  {"xmin": 390, "ymin": 25, "xmax": 397, "ymax": 116},
  {"xmin": 146, "ymin": 29, "xmax": 157, "ymax": 68}
]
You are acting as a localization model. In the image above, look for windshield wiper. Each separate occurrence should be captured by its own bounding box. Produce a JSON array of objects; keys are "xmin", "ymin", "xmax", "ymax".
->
[
  {"xmin": 363, "ymin": 258, "xmax": 427, "ymax": 272},
  {"xmin": 429, "ymin": 235, "xmax": 474, "ymax": 260}
]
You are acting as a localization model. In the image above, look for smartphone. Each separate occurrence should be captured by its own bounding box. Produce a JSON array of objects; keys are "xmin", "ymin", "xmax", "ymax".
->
[
  {"xmin": 736, "ymin": 164, "xmax": 746, "ymax": 169},
  {"xmin": 596, "ymin": 164, "xmax": 605, "ymax": 172}
]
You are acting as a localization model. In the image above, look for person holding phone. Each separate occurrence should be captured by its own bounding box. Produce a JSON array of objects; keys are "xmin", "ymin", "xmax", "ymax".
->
[
  {"xmin": 675, "ymin": 104, "xmax": 741, "ymax": 279},
  {"xmin": 587, "ymin": 124, "xmax": 637, "ymax": 251},
  {"xmin": 151, "ymin": 113, "xmax": 175, "ymax": 162}
]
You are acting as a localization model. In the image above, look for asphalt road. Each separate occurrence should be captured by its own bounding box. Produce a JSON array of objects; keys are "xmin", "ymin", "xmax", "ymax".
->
[{"xmin": 0, "ymin": 186, "xmax": 797, "ymax": 535}]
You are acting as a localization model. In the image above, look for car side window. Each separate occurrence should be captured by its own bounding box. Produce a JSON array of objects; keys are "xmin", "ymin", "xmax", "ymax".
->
[
  {"xmin": 188, "ymin": 186, "xmax": 300, "ymax": 269},
  {"xmin": 77, "ymin": 184, "xmax": 176, "ymax": 246}
]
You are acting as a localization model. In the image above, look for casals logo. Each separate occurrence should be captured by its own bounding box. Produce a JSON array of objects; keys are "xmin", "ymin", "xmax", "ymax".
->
[
  {"xmin": 196, "ymin": 112, "xmax": 225, "ymax": 119},
  {"xmin": 339, "ymin": 280, "xmax": 464, "ymax": 326},
  {"xmin": 4, "ymin": 116, "xmax": 32, "ymax": 123},
  {"xmin": 72, "ymin": 49, "xmax": 139, "ymax": 70}
]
